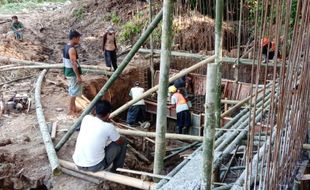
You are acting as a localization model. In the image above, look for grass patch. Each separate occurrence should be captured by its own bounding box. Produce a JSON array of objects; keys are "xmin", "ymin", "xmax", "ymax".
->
[
  {"xmin": 0, "ymin": 0, "xmax": 66, "ymax": 13},
  {"xmin": 72, "ymin": 6, "xmax": 86, "ymax": 21}
]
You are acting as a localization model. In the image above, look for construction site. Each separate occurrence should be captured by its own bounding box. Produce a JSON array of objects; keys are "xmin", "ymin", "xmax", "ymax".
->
[{"xmin": 0, "ymin": 0, "xmax": 309, "ymax": 189}]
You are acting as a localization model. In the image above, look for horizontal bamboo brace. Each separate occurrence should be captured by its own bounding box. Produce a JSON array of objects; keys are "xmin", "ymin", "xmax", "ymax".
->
[
  {"xmin": 117, "ymin": 129, "xmax": 203, "ymax": 141},
  {"xmin": 116, "ymin": 168, "xmax": 171, "ymax": 180},
  {"xmin": 303, "ymin": 144, "xmax": 310, "ymax": 150},
  {"xmin": 61, "ymin": 167, "xmax": 101, "ymax": 184},
  {"xmin": 138, "ymin": 48, "xmax": 283, "ymax": 67},
  {"xmin": 59, "ymin": 159, "xmax": 156, "ymax": 190},
  {"xmin": 0, "ymin": 64, "xmax": 113, "ymax": 75}
]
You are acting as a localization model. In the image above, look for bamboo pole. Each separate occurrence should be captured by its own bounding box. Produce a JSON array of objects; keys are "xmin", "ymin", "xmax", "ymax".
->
[
  {"xmin": 148, "ymin": 0, "xmax": 155, "ymax": 87},
  {"xmin": 34, "ymin": 69, "xmax": 61, "ymax": 176},
  {"xmin": 0, "ymin": 75, "xmax": 34, "ymax": 86},
  {"xmin": 154, "ymin": 0, "xmax": 174, "ymax": 176},
  {"xmin": 116, "ymin": 168, "xmax": 171, "ymax": 180},
  {"xmin": 0, "ymin": 64, "xmax": 113, "ymax": 75},
  {"xmin": 302, "ymin": 144, "xmax": 310, "ymax": 150},
  {"xmin": 127, "ymin": 144, "xmax": 150, "ymax": 163},
  {"xmin": 59, "ymin": 159, "xmax": 156, "ymax": 190},
  {"xmin": 61, "ymin": 167, "xmax": 101, "ymax": 184},
  {"xmin": 231, "ymin": 132, "xmax": 275, "ymax": 190},
  {"xmin": 202, "ymin": 0, "xmax": 224, "ymax": 189},
  {"xmin": 233, "ymin": 0, "xmax": 244, "ymax": 98},
  {"xmin": 138, "ymin": 48, "xmax": 283, "ymax": 67},
  {"xmin": 117, "ymin": 128, "xmax": 203, "ymax": 141},
  {"xmin": 109, "ymin": 55, "xmax": 215, "ymax": 119},
  {"xmin": 55, "ymin": 9, "xmax": 164, "ymax": 151},
  {"xmin": 164, "ymin": 141, "xmax": 199, "ymax": 161}
]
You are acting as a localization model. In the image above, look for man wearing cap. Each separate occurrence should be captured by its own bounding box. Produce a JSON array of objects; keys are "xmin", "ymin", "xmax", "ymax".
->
[
  {"xmin": 126, "ymin": 82, "xmax": 146, "ymax": 126},
  {"xmin": 63, "ymin": 30, "xmax": 83, "ymax": 116},
  {"xmin": 168, "ymin": 85, "xmax": 191, "ymax": 134},
  {"xmin": 103, "ymin": 26, "xmax": 118, "ymax": 71}
]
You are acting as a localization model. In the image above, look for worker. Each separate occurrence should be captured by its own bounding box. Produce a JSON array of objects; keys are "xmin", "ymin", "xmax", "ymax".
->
[
  {"xmin": 63, "ymin": 30, "xmax": 83, "ymax": 116},
  {"xmin": 73, "ymin": 100, "xmax": 127, "ymax": 172},
  {"xmin": 126, "ymin": 81, "xmax": 147, "ymax": 126},
  {"xmin": 11, "ymin": 16, "xmax": 24, "ymax": 41},
  {"xmin": 103, "ymin": 26, "xmax": 118, "ymax": 71},
  {"xmin": 168, "ymin": 85, "xmax": 191, "ymax": 134},
  {"xmin": 261, "ymin": 37, "xmax": 276, "ymax": 63}
]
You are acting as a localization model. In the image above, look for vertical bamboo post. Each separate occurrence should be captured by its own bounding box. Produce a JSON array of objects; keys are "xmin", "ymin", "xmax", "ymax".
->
[
  {"xmin": 153, "ymin": 0, "xmax": 174, "ymax": 176},
  {"xmin": 55, "ymin": 9, "xmax": 163, "ymax": 151},
  {"xmin": 201, "ymin": 0, "xmax": 224, "ymax": 189},
  {"xmin": 233, "ymin": 0, "xmax": 243, "ymax": 99},
  {"xmin": 148, "ymin": 0, "xmax": 155, "ymax": 87}
]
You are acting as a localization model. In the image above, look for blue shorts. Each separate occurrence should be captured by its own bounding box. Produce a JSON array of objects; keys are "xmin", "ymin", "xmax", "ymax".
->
[{"xmin": 66, "ymin": 76, "xmax": 82, "ymax": 97}]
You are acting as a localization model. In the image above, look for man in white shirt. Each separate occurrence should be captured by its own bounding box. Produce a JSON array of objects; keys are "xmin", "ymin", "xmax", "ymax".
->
[
  {"xmin": 126, "ymin": 81, "xmax": 146, "ymax": 126},
  {"xmin": 73, "ymin": 100, "xmax": 127, "ymax": 172}
]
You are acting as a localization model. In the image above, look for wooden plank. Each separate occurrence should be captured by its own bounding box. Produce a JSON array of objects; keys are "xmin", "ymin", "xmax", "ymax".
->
[{"xmin": 51, "ymin": 121, "xmax": 58, "ymax": 140}]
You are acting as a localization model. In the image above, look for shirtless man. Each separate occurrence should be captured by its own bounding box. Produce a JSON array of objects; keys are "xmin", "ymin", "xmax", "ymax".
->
[{"xmin": 102, "ymin": 26, "xmax": 118, "ymax": 71}]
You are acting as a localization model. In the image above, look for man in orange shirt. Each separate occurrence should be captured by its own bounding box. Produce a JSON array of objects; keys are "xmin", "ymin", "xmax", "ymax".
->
[{"xmin": 169, "ymin": 86, "xmax": 191, "ymax": 134}]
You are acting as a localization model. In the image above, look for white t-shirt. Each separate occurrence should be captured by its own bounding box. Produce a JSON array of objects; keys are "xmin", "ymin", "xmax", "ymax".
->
[
  {"xmin": 130, "ymin": 87, "xmax": 145, "ymax": 106},
  {"xmin": 72, "ymin": 115, "xmax": 120, "ymax": 167}
]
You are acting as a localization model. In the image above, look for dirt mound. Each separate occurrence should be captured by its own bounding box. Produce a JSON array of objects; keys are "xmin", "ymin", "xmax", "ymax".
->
[{"xmin": 173, "ymin": 12, "xmax": 235, "ymax": 52}]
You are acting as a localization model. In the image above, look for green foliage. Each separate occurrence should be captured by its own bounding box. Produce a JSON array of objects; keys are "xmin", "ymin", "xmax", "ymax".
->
[
  {"xmin": 119, "ymin": 13, "xmax": 147, "ymax": 43},
  {"xmin": 72, "ymin": 6, "xmax": 85, "ymax": 21},
  {"xmin": 110, "ymin": 11, "xmax": 121, "ymax": 24},
  {"xmin": 0, "ymin": 0, "xmax": 66, "ymax": 13}
]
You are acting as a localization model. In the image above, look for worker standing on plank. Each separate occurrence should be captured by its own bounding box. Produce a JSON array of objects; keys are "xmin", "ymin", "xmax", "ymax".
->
[
  {"xmin": 103, "ymin": 26, "xmax": 118, "ymax": 71},
  {"xmin": 63, "ymin": 30, "xmax": 83, "ymax": 116},
  {"xmin": 126, "ymin": 81, "xmax": 147, "ymax": 127},
  {"xmin": 169, "ymin": 85, "xmax": 191, "ymax": 134},
  {"xmin": 73, "ymin": 100, "xmax": 127, "ymax": 172},
  {"xmin": 11, "ymin": 16, "xmax": 24, "ymax": 41}
]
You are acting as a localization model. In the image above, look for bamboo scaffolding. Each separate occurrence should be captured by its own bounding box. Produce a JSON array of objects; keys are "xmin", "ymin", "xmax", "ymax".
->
[
  {"xmin": 55, "ymin": 9, "xmax": 164, "ymax": 151},
  {"xmin": 138, "ymin": 49, "xmax": 283, "ymax": 67},
  {"xmin": 117, "ymin": 129, "xmax": 203, "ymax": 141},
  {"xmin": 154, "ymin": 0, "xmax": 174, "ymax": 176},
  {"xmin": 231, "ymin": 131, "xmax": 276, "ymax": 190},
  {"xmin": 109, "ymin": 55, "xmax": 215, "ymax": 119},
  {"xmin": 201, "ymin": 0, "xmax": 224, "ymax": 189},
  {"xmin": 34, "ymin": 69, "xmax": 61, "ymax": 176},
  {"xmin": 59, "ymin": 159, "xmax": 156, "ymax": 190}
]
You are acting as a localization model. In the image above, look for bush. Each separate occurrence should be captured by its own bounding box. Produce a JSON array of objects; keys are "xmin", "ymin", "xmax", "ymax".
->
[
  {"xmin": 72, "ymin": 7, "xmax": 85, "ymax": 21},
  {"xmin": 110, "ymin": 11, "xmax": 120, "ymax": 24},
  {"xmin": 119, "ymin": 13, "xmax": 147, "ymax": 43}
]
